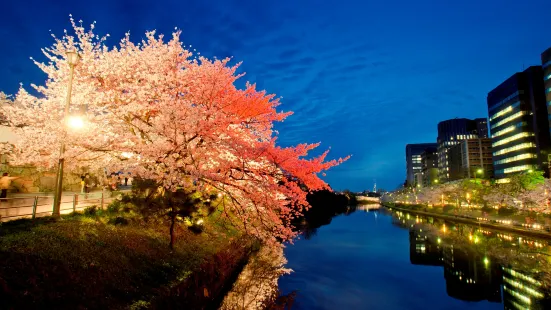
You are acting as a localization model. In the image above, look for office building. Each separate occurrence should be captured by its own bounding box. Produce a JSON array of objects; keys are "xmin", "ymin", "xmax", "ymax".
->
[
  {"xmin": 487, "ymin": 66, "xmax": 551, "ymax": 181},
  {"xmin": 542, "ymin": 47, "xmax": 551, "ymax": 173},
  {"xmin": 421, "ymin": 147, "xmax": 438, "ymax": 187},
  {"xmin": 437, "ymin": 118, "xmax": 487, "ymax": 182},
  {"xmin": 475, "ymin": 118, "xmax": 489, "ymax": 138},
  {"xmin": 405, "ymin": 143, "xmax": 438, "ymax": 187},
  {"xmin": 448, "ymin": 138, "xmax": 493, "ymax": 180}
]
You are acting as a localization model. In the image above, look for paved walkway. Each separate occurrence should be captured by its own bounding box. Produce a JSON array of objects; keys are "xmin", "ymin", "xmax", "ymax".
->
[{"xmin": 0, "ymin": 188, "xmax": 131, "ymax": 222}]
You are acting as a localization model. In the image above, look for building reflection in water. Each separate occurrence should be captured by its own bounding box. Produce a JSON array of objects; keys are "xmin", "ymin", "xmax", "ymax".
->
[{"xmin": 400, "ymin": 213, "xmax": 551, "ymax": 309}]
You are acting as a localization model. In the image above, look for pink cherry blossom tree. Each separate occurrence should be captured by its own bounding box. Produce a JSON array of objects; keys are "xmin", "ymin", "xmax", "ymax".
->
[{"xmin": 1, "ymin": 18, "xmax": 348, "ymax": 244}]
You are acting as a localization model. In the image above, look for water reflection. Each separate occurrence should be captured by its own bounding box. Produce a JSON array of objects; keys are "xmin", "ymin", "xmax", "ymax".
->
[
  {"xmin": 391, "ymin": 207, "xmax": 551, "ymax": 309},
  {"xmin": 279, "ymin": 205, "xmax": 551, "ymax": 309}
]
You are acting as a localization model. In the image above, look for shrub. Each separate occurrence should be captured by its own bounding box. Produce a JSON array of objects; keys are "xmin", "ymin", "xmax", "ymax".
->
[
  {"xmin": 188, "ymin": 223, "xmax": 204, "ymax": 234},
  {"xmin": 107, "ymin": 200, "xmax": 121, "ymax": 213},
  {"xmin": 480, "ymin": 205, "xmax": 494, "ymax": 213},
  {"xmin": 84, "ymin": 205, "xmax": 98, "ymax": 216},
  {"xmin": 498, "ymin": 207, "xmax": 517, "ymax": 216},
  {"xmin": 108, "ymin": 216, "xmax": 129, "ymax": 226}
]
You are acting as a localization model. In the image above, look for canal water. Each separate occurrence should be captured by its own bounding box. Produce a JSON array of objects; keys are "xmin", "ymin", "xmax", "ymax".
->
[{"xmin": 278, "ymin": 206, "xmax": 551, "ymax": 310}]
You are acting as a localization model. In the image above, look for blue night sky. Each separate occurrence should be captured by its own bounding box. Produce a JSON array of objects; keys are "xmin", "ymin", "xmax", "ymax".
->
[{"xmin": 1, "ymin": 0, "xmax": 551, "ymax": 191}]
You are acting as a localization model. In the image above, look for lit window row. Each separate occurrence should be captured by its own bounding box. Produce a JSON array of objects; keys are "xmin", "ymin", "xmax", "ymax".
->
[
  {"xmin": 492, "ymin": 122, "xmax": 526, "ymax": 138},
  {"xmin": 503, "ymin": 276, "xmax": 544, "ymax": 298},
  {"xmin": 546, "ymin": 87, "xmax": 551, "ymax": 94},
  {"xmin": 493, "ymin": 132, "xmax": 534, "ymax": 147},
  {"xmin": 546, "ymin": 73, "xmax": 551, "ymax": 81},
  {"xmin": 493, "ymin": 142, "xmax": 535, "ymax": 156},
  {"xmin": 491, "ymin": 111, "xmax": 526, "ymax": 129},
  {"xmin": 501, "ymin": 165, "xmax": 533, "ymax": 174},
  {"xmin": 489, "ymin": 91, "xmax": 519, "ymax": 112},
  {"xmin": 455, "ymin": 134, "xmax": 477, "ymax": 140},
  {"xmin": 503, "ymin": 268, "xmax": 542, "ymax": 286},
  {"xmin": 503, "ymin": 286, "xmax": 532, "ymax": 306},
  {"xmin": 494, "ymin": 153, "xmax": 536, "ymax": 165},
  {"xmin": 490, "ymin": 101, "xmax": 520, "ymax": 121}
]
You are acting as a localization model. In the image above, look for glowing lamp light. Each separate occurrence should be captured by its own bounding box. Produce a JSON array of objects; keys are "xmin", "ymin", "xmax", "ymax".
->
[
  {"xmin": 196, "ymin": 219, "xmax": 204, "ymax": 225},
  {"xmin": 67, "ymin": 115, "xmax": 84, "ymax": 129},
  {"xmin": 66, "ymin": 50, "xmax": 81, "ymax": 66},
  {"xmin": 484, "ymin": 257, "xmax": 489, "ymax": 266}
]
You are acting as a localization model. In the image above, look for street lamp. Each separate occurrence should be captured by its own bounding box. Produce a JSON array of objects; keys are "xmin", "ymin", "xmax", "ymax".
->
[
  {"xmin": 52, "ymin": 50, "xmax": 80, "ymax": 217},
  {"xmin": 476, "ymin": 168, "xmax": 483, "ymax": 184}
]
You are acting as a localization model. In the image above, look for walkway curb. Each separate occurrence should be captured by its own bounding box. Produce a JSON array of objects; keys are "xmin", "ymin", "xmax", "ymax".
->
[{"xmin": 381, "ymin": 203, "xmax": 551, "ymax": 240}]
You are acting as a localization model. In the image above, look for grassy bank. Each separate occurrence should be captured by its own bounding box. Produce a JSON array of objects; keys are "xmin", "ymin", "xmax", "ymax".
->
[{"xmin": 0, "ymin": 205, "xmax": 252, "ymax": 309}]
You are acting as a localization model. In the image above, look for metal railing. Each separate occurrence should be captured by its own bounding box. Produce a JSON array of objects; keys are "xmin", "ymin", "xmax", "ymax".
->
[{"xmin": 0, "ymin": 191, "xmax": 120, "ymax": 222}]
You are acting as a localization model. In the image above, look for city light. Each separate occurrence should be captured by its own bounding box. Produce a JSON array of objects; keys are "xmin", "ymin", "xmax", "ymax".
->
[{"xmin": 67, "ymin": 115, "xmax": 84, "ymax": 129}]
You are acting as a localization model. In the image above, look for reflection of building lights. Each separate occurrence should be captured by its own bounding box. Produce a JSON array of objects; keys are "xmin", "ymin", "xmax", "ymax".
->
[
  {"xmin": 503, "ymin": 276, "xmax": 544, "ymax": 298},
  {"xmin": 503, "ymin": 286, "xmax": 532, "ymax": 305},
  {"xmin": 502, "ymin": 267, "xmax": 542, "ymax": 286}
]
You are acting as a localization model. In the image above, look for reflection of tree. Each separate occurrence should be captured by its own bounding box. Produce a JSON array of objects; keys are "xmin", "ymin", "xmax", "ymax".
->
[
  {"xmin": 221, "ymin": 246, "xmax": 292, "ymax": 310},
  {"xmin": 291, "ymin": 190, "xmax": 351, "ymax": 236},
  {"xmin": 266, "ymin": 290, "xmax": 297, "ymax": 310},
  {"xmin": 302, "ymin": 226, "xmax": 319, "ymax": 240}
]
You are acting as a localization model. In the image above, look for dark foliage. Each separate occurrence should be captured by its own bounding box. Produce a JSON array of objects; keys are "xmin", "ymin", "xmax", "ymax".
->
[
  {"xmin": 107, "ymin": 216, "xmax": 129, "ymax": 226},
  {"xmin": 83, "ymin": 205, "xmax": 98, "ymax": 216}
]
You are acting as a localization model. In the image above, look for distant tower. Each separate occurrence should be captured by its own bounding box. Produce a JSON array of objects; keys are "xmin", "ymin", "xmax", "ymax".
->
[{"xmin": 373, "ymin": 180, "xmax": 377, "ymax": 193}]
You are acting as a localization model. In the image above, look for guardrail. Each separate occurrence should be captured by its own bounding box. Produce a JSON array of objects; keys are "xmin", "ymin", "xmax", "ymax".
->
[{"xmin": 0, "ymin": 191, "xmax": 120, "ymax": 222}]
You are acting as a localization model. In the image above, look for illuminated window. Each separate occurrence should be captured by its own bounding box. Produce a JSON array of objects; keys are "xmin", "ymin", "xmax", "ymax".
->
[
  {"xmin": 489, "ymin": 91, "xmax": 520, "ymax": 112},
  {"xmin": 491, "ymin": 111, "xmax": 526, "ymax": 129},
  {"xmin": 492, "ymin": 132, "xmax": 534, "ymax": 147},
  {"xmin": 494, "ymin": 153, "xmax": 536, "ymax": 165},
  {"xmin": 547, "ymin": 87, "xmax": 551, "ymax": 94},
  {"xmin": 496, "ymin": 165, "xmax": 534, "ymax": 174},
  {"xmin": 546, "ymin": 74, "xmax": 551, "ymax": 81},
  {"xmin": 493, "ymin": 142, "xmax": 535, "ymax": 156},
  {"xmin": 492, "ymin": 122, "xmax": 526, "ymax": 138}
]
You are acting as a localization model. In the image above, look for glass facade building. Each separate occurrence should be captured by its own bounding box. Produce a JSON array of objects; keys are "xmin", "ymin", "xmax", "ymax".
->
[
  {"xmin": 543, "ymin": 47, "xmax": 551, "ymax": 151},
  {"xmin": 437, "ymin": 118, "xmax": 486, "ymax": 182},
  {"xmin": 487, "ymin": 66, "xmax": 551, "ymax": 181},
  {"xmin": 405, "ymin": 143, "xmax": 437, "ymax": 187}
]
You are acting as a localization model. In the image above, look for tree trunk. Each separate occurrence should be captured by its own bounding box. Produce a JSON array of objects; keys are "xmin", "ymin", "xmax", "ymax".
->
[{"xmin": 169, "ymin": 208, "xmax": 176, "ymax": 250}]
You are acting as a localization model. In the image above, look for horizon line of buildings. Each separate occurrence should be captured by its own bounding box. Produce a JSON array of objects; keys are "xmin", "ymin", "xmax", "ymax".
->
[{"xmin": 406, "ymin": 46, "xmax": 551, "ymax": 187}]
